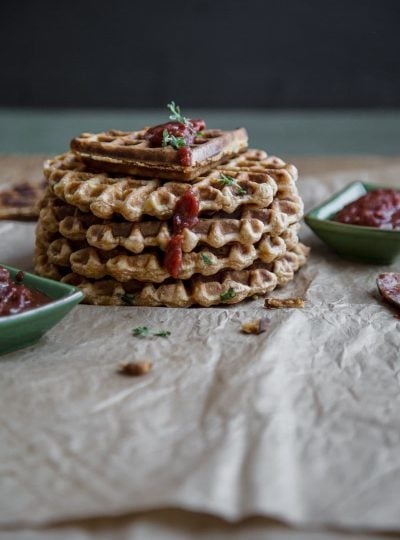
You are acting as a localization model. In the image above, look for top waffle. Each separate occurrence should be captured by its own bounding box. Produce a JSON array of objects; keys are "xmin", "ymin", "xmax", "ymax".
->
[{"xmin": 70, "ymin": 128, "xmax": 248, "ymax": 181}]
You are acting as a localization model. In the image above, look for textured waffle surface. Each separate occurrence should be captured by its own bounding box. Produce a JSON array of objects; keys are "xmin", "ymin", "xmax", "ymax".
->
[
  {"xmin": 70, "ymin": 128, "xmax": 248, "ymax": 181},
  {"xmin": 40, "ymin": 224, "xmax": 299, "ymax": 283},
  {"xmin": 0, "ymin": 180, "xmax": 46, "ymax": 219},
  {"xmin": 39, "ymin": 190, "xmax": 303, "ymax": 253},
  {"xmin": 35, "ymin": 242, "xmax": 309, "ymax": 307},
  {"xmin": 44, "ymin": 154, "xmax": 280, "ymax": 221},
  {"xmin": 219, "ymin": 149, "xmax": 298, "ymax": 180}
]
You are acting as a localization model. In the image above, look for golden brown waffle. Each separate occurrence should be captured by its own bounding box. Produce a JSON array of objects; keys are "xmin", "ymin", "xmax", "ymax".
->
[
  {"xmin": 219, "ymin": 149, "xmax": 298, "ymax": 180},
  {"xmin": 44, "ymin": 154, "xmax": 279, "ymax": 221},
  {"xmin": 35, "ymin": 242, "xmax": 309, "ymax": 307},
  {"xmin": 0, "ymin": 180, "xmax": 46, "ymax": 220},
  {"xmin": 39, "ymin": 191, "xmax": 303, "ymax": 253},
  {"xmin": 41, "ymin": 225, "xmax": 299, "ymax": 283},
  {"xmin": 70, "ymin": 128, "xmax": 248, "ymax": 181}
]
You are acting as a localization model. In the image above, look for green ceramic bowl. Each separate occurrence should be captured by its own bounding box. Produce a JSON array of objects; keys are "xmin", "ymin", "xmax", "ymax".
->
[
  {"xmin": 0, "ymin": 265, "xmax": 84, "ymax": 355},
  {"xmin": 304, "ymin": 181, "xmax": 400, "ymax": 265}
]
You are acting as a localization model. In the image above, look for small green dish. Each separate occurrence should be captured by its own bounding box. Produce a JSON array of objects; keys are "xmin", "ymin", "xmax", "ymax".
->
[
  {"xmin": 0, "ymin": 265, "xmax": 84, "ymax": 355},
  {"xmin": 304, "ymin": 181, "xmax": 400, "ymax": 265}
]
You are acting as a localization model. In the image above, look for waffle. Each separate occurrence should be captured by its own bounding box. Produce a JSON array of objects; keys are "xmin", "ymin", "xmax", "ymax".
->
[
  {"xmin": 45, "ymin": 156, "xmax": 279, "ymax": 221},
  {"xmin": 219, "ymin": 149, "xmax": 298, "ymax": 180},
  {"xmin": 0, "ymin": 180, "xmax": 46, "ymax": 219},
  {"xmin": 35, "ymin": 243, "xmax": 309, "ymax": 307},
  {"xmin": 41, "ymin": 224, "xmax": 300, "ymax": 283},
  {"xmin": 70, "ymin": 128, "xmax": 248, "ymax": 181},
  {"xmin": 39, "ymin": 191, "xmax": 303, "ymax": 253}
]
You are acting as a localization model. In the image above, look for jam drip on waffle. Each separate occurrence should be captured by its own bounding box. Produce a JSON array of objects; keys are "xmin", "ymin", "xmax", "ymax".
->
[{"xmin": 164, "ymin": 189, "xmax": 200, "ymax": 278}]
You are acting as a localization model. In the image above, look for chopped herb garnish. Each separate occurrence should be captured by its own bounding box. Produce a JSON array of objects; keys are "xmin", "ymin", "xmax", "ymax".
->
[
  {"xmin": 132, "ymin": 326, "xmax": 150, "ymax": 337},
  {"xmin": 220, "ymin": 288, "xmax": 236, "ymax": 301},
  {"xmin": 196, "ymin": 131, "xmax": 204, "ymax": 137},
  {"xmin": 120, "ymin": 293, "xmax": 135, "ymax": 305},
  {"xmin": 167, "ymin": 101, "xmax": 189, "ymax": 126},
  {"xmin": 162, "ymin": 129, "xmax": 187, "ymax": 149},
  {"xmin": 218, "ymin": 173, "xmax": 235, "ymax": 187},
  {"xmin": 218, "ymin": 173, "xmax": 246, "ymax": 195},
  {"xmin": 153, "ymin": 330, "xmax": 171, "ymax": 337},
  {"xmin": 132, "ymin": 326, "xmax": 171, "ymax": 338},
  {"xmin": 201, "ymin": 253, "xmax": 213, "ymax": 266}
]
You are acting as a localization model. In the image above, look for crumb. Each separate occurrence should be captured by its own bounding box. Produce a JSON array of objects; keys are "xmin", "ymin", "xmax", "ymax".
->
[
  {"xmin": 118, "ymin": 361, "xmax": 152, "ymax": 376},
  {"xmin": 15, "ymin": 270, "xmax": 25, "ymax": 282},
  {"xmin": 241, "ymin": 317, "xmax": 271, "ymax": 334},
  {"xmin": 264, "ymin": 297, "xmax": 305, "ymax": 309}
]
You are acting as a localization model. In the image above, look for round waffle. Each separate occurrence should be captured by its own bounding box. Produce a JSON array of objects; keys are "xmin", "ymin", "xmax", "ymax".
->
[
  {"xmin": 35, "ymin": 241, "xmax": 309, "ymax": 308},
  {"xmin": 39, "ymin": 189, "xmax": 303, "ymax": 253}
]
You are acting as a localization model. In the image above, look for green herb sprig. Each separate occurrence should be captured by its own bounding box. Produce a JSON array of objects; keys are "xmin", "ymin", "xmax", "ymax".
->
[
  {"xmin": 218, "ymin": 173, "xmax": 246, "ymax": 195},
  {"xmin": 201, "ymin": 253, "xmax": 213, "ymax": 266},
  {"xmin": 162, "ymin": 129, "xmax": 187, "ymax": 149},
  {"xmin": 167, "ymin": 101, "xmax": 189, "ymax": 126},
  {"xmin": 119, "ymin": 293, "xmax": 135, "ymax": 305},
  {"xmin": 132, "ymin": 326, "xmax": 171, "ymax": 338},
  {"xmin": 220, "ymin": 288, "xmax": 236, "ymax": 302}
]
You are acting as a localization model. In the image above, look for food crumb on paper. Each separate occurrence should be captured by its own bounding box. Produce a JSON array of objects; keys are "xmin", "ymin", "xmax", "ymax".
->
[
  {"xmin": 264, "ymin": 297, "xmax": 305, "ymax": 309},
  {"xmin": 118, "ymin": 361, "xmax": 153, "ymax": 376},
  {"xmin": 241, "ymin": 317, "xmax": 271, "ymax": 335}
]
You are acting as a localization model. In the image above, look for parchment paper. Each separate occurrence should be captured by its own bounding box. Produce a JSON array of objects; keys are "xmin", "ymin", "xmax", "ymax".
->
[{"xmin": 1, "ymin": 156, "xmax": 400, "ymax": 532}]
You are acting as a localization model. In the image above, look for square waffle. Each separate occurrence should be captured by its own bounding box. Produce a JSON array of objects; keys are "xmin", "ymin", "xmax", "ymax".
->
[{"xmin": 70, "ymin": 128, "xmax": 248, "ymax": 181}]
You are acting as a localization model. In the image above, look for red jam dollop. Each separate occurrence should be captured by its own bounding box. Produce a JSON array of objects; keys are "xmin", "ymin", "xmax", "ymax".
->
[
  {"xmin": 164, "ymin": 189, "xmax": 200, "ymax": 278},
  {"xmin": 144, "ymin": 119, "xmax": 206, "ymax": 167},
  {"xmin": 335, "ymin": 189, "xmax": 400, "ymax": 229},
  {"xmin": 0, "ymin": 266, "xmax": 51, "ymax": 316}
]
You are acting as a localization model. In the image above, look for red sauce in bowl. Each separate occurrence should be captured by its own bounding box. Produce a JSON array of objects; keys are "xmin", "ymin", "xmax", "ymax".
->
[
  {"xmin": 335, "ymin": 189, "xmax": 400, "ymax": 229},
  {"xmin": 0, "ymin": 266, "xmax": 51, "ymax": 316}
]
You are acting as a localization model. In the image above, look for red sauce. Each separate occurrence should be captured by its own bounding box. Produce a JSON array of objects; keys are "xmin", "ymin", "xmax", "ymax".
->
[
  {"xmin": 144, "ymin": 119, "xmax": 205, "ymax": 166},
  {"xmin": 164, "ymin": 189, "xmax": 200, "ymax": 278},
  {"xmin": 377, "ymin": 273, "xmax": 400, "ymax": 309},
  {"xmin": 0, "ymin": 266, "xmax": 51, "ymax": 316},
  {"xmin": 164, "ymin": 234, "xmax": 184, "ymax": 279},
  {"xmin": 177, "ymin": 147, "xmax": 193, "ymax": 167},
  {"xmin": 336, "ymin": 189, "xmax": 400, "ymax": 229}
]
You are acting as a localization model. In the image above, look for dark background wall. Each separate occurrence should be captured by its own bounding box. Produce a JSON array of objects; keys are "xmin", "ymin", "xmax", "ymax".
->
[{"xmin": 1, "ymin": 0, "xmax": 400, "ymax": 109}]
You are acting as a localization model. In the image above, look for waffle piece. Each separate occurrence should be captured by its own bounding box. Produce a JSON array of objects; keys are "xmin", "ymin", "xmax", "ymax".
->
[
  {"xmin": 44, "ymin": 154, "xmax": 279, "ymax": 221},
  {"xmin": 0, "ymin": 180, "xmax": 46, "ymax": 219},
  {"xmin": 70, "ymin": 128, "xmax": 248, "ymax": 181},
  {"xmin": 40, "ymin": 192, "xmax": 303, "ymax": 253},
  {"xmin": 42, "ymin": 225, "xmax": 299, "ymax": 283},
  {"xmin": 35, "ymin": 243, "xmax": 309, "ymax": 307},
  {"xmin": 219, "ymin": 149, "xmax": 298, "ymax": 180}
]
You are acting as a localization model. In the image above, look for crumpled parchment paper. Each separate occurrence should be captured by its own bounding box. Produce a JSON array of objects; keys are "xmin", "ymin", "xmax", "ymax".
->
[{"xmin": 1, "ymin": 156, "xmax": 400, "ymax": 531}]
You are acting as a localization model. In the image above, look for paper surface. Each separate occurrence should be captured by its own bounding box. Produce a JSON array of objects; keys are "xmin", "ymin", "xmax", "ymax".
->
[{"xmin": 1, "ymin": 156, "xmax": 400, "ymax": 532}]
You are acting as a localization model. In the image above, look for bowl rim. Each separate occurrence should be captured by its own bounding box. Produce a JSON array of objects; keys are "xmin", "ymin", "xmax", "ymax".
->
[
  {"xmin": 304, "ymin": 180, "xmax": 400, "ymax": 237},
  {"xmin": 0, "ymin": 264, "xmax": 84, "ymax": 324}
]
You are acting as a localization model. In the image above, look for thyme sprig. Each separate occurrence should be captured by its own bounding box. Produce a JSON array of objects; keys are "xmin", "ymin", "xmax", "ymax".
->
[
  {"xmin": 119, "ymin": 293, "xmax": 135, "ymax": 305},
  {"xmin": 218, "ymin": 173, "xmax": 247, "ymax": 195},
  {"xmin": 162, "ymin": 129, "xmax": 187, "ymax": 149},
  {"xmin": 201, "ymin": 253, "xmax": 213, "ymax": 266},
  {"xmin": 220, "ymin": 288, "xmax": 236, "ymax": 302},
  {"xmin": 167, "ymin": 101, "xmax": 189, "ymax": 126},
  {"xmin": 132, "ymin": 326, "xmax": 171, "ymax": 338}
]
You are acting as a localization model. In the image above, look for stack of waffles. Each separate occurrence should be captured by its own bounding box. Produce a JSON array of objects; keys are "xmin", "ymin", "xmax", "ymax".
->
[{"xmin": 34, "ymin": 125, "xmax": 309, "ymax": 307}]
